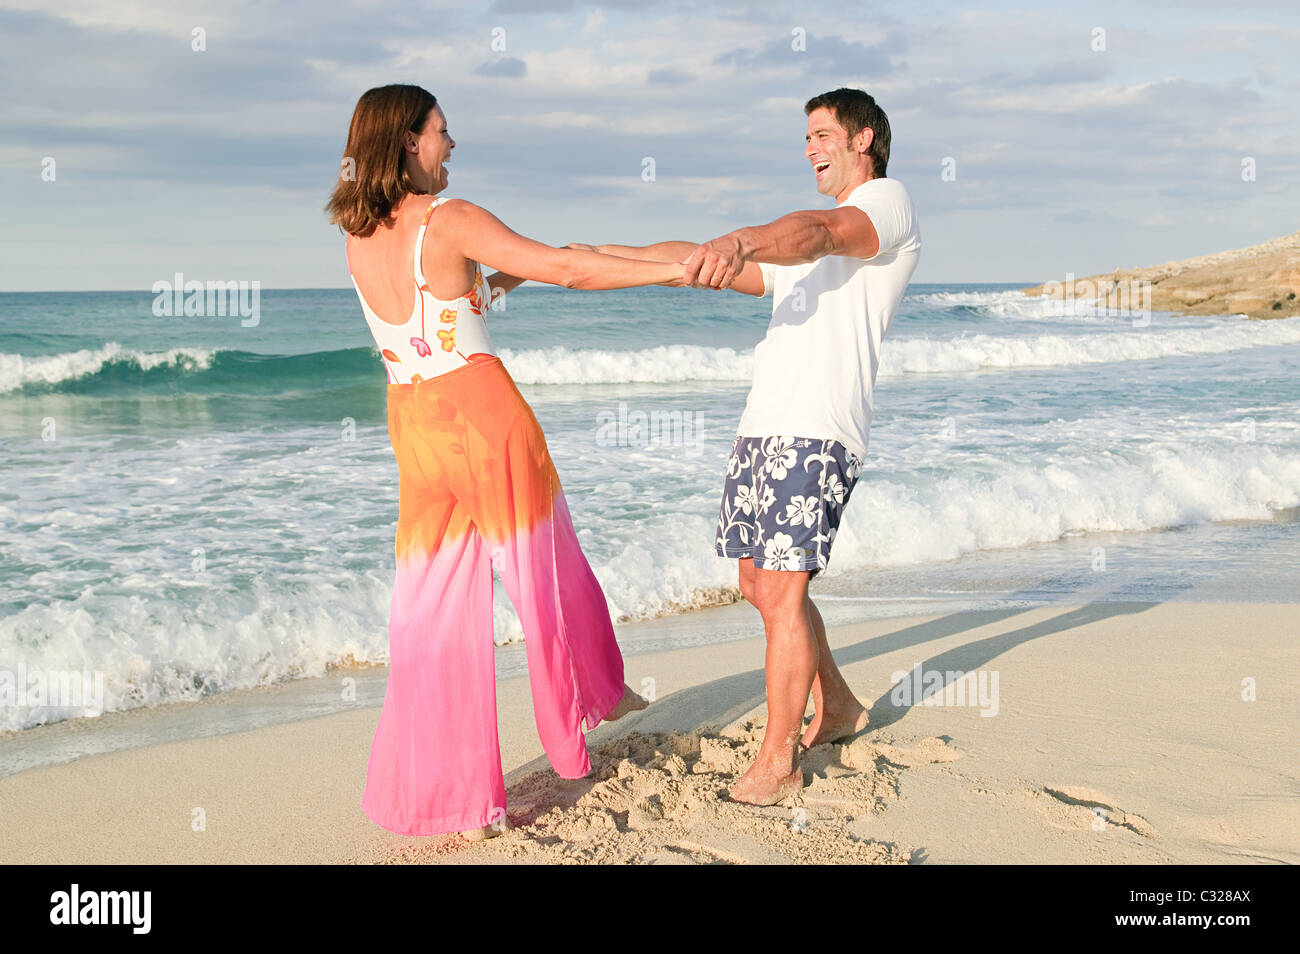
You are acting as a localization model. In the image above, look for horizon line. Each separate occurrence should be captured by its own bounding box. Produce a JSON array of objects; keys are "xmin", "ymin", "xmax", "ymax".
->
[{"xmin": 0, "ymin": 279, "xmax": 1037, "ymax": 295}]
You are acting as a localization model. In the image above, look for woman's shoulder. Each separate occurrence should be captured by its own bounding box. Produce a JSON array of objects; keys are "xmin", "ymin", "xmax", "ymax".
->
[{"xmin": 426, "ymin": 196, "xmax": 479, "ymax": 219}]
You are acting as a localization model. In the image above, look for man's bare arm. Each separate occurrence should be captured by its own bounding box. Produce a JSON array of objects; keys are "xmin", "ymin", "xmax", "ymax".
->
[
  {"xmin": 684, "ymin": 207, "xmax": 880, "ymax": 289},
  {"xmin": 484, "ymin": 272, "xmax": 526, "ymax": 296},
  {"xmin": 735, "ymin": 208, "xmax": 880, "ymax": 264}
]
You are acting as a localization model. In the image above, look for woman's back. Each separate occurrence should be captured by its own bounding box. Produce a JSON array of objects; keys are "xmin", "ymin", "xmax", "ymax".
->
[{"xmin": 346, "ymin": 195, "xmax": 496, "ymax": 384}]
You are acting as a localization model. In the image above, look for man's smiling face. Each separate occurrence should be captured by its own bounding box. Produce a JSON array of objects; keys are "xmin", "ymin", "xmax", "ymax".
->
[{"xmin": 805, "ymin": 106, "xmax": 872, "ymax": 201}]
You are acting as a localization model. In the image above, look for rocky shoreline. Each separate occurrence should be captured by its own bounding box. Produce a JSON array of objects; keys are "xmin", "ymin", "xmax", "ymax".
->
[{"xmin": 1023, "ymin": 230, "xmax": 1300, "ymax": 319}]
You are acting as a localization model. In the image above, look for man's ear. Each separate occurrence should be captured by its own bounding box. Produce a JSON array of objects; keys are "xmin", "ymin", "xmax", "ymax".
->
[{"xmin": 857, "ymin": 128, "xmax": 874, "ymax": 154}]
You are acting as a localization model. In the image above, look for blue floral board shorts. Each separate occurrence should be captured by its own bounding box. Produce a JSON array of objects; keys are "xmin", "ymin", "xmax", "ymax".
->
[{"xmin": 714, "ymin": 435, "xmax": 864, "ymax": 575}]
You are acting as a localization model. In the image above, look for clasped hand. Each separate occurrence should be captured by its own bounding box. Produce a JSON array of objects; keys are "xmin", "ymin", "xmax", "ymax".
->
[
  {"xmin": 564, "ymin": 238, "xmax": 745, "ymax": 290},
  {"xmin": 680, "ymin": 235, "xmax": 745, "ymax": 290}
]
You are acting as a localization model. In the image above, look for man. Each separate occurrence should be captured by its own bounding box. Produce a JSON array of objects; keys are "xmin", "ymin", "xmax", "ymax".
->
[{"xmin": 582, "ymin": 88, "xmax": 921, "ymax": 804}]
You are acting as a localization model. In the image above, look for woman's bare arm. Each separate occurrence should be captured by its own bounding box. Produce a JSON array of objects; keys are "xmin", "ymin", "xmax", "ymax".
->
[
  {"xmin": 440, "ymin": 201, "xmax": 684, "ymax": 290},
  {"xmin": 587, "ymin": 240, "xmax": 696, "ymax": 262},
  {"xmin": 573, "ymin": 240, "xmax": 765, "ymax": 297},
  {"xmin": 487, "ymin": 240, "xmax": 676, "ymax": 297}
]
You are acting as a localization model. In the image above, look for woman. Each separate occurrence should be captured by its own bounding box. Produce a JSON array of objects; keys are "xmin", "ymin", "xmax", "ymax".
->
[{"xmin": 327, "ymin": 84, "xmax": 679, "ymax": 839}]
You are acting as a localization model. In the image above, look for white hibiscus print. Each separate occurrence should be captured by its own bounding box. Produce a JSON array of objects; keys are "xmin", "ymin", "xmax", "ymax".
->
[
  {"xmin": 758, "ymin": 484, "xmax": 777, "ymax": 515},
  {"xmin": 781, "ymin": 494, "xmax": 818, "ymax": 528},
  {"xmin": 733, "ymin": 484, "xmax": 758, "ymax": 515},
  {"xmin": 762, "ymin": 532, "xmax": 803, "ymax": 570},
  {"xmin": 761, "ymin": 437, "xmax": 798, "ymax": 480},
  {"xmin": 825, "ymin": 472, "xmax": 846, "ymax": 506}
]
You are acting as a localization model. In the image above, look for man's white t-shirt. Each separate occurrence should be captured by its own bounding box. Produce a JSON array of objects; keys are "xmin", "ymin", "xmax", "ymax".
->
[{"xmin": 737, "ymin": 177, "xmax": 920, "ymax": 462}]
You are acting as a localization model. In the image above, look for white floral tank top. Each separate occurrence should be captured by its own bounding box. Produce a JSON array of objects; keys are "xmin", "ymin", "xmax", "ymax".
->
[{"xmin": 348, "ymin": 197, "xmax": 497, "ymax": 384}]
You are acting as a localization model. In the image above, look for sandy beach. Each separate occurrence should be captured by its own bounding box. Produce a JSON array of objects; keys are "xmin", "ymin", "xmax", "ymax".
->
[{"xmin": 1, "ymin": 599, "xmax": 1294, "ymax": 865}]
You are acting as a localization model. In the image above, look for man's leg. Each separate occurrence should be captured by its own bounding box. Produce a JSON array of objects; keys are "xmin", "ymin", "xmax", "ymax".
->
[
  {"xmin": 802, "ymin": 597, "xmax": 870, "ymax": 747},
  {"xmin": 739, "ymin": 559, "xmax": 870, "ymax": 751},
  {"xmin": 729, "ymin": 560, "xmax": 817, "ymax": 805}
]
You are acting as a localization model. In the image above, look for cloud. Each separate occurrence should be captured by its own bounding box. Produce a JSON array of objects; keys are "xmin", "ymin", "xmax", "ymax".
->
[
  {"xmin": 980, "ymin": 59, "xmax": 1115, "ymax": 89},
  {"xmin": 647, "ymin": 67, "xmax": 693, "ymax": 85},
  {"xmin": 715, "ymin": 30, "xmax": 907, "ymax": 79},
  {"xmin": 489, "ymin": 0, "xmax": 580, "ymax": 11},
  {"xmin": 473, "ymin": 56, "xmax": 528, "ymax": 77},
  {"xmin": 3, "ymin": 0, "xmax": 1299, "ymax": 289}
]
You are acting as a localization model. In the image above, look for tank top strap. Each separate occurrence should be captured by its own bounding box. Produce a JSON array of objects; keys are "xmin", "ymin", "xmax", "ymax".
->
[{"xmin": 412, "ymin": 197, "xmax": 446, "ymax": 286}]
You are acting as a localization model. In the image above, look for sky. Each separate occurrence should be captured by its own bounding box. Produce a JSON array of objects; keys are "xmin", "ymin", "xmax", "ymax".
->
[{"xmin": 2, "ymin": 0, "xmax": 1297, "ymax": 290}]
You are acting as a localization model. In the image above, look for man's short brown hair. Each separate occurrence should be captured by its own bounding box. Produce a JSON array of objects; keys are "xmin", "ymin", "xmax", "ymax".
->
[{"xmin": 804, "ymin": 88, "xmax": 890, "ymax": 178}]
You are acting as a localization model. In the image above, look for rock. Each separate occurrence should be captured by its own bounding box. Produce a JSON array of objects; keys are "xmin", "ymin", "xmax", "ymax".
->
[{"xmin": 1022, "ymin": 230, "xmax": 1300, "ymax": 320}]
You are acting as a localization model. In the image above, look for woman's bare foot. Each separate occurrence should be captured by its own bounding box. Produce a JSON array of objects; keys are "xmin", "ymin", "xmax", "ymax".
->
[
  {"xmin": 602, "ymin": 683, "xmax": 650, "ymax": 722},
  {"xmin": 462, "ymin": 818, "xmax": 509, "ymax": 842},
  {"xmin": 727, "ymin": 750, "xmax": 805, "ymax": 806},
  {"xmin": 800, "ymin": 704, "xmax": 869, "ymax": 748}
]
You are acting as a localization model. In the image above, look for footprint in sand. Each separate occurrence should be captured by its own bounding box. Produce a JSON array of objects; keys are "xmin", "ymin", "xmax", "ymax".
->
[
  {"xmin": 797, "ymin": 733, "xmax": 961, "ymax": 815},
  {"xmin": 471, "ymin": 726, "xmax": 916, "ymax": 865},
  {"xmin": 1038, "ymin": 785, "xmax": 1158, "ymax": 839}
]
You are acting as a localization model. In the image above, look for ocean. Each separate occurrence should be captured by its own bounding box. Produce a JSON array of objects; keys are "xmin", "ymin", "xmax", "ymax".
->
[{"xmin": 2, "ymin": 283, "xmax": 1298, "ymax": 735}]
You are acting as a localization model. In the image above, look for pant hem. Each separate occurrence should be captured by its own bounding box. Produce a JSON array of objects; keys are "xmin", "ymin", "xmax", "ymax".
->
[
  {"xmin": 582, "ymin": 688, "xmax": 625, "ymax": 732},
  {"xmin": 751, "ymin": 558, "xmax": 820, "ymax": 572},
  {"xmin": 362, "ymin": 799, "xmax": 503, "ymax": 837},
  {"xmin": 552, "ymin": 757, "xmax": 594, "ymax": 781}
]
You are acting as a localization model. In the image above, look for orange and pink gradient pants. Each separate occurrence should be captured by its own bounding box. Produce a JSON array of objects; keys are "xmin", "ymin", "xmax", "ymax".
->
[{"xmin": 362, "ymin": 355, "xmax": 626, "ymax": 835}]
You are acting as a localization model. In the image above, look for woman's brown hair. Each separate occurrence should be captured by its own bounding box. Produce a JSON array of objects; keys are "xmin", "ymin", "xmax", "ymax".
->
[{"xmin": 326, "ymin": 84, "xmax": 438, "ymax": 237}]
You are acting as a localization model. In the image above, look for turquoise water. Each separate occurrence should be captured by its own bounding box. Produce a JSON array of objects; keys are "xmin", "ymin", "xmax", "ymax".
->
[{"xmin": 2, "ymin": 283, "xmax": 1298, "ymax": 732}]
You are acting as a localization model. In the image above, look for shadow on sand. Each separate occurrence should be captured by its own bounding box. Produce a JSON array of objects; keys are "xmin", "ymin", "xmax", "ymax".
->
[{"xmin": 505, "ymin": 573, "xmax": 1191, "ymax": 793}]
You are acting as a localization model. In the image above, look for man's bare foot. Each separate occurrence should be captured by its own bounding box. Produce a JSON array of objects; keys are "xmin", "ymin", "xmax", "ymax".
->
[
  {"xmin": 727, "ymin": 757, "xmax": 804, "ymax": 806},
  {"xmin": 801, "ymin": 705, "xmax": 870, "ymax": 748},
  {"xmin": 602, "ymin": 683, "xmax": 650, "ymax": 722}
]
